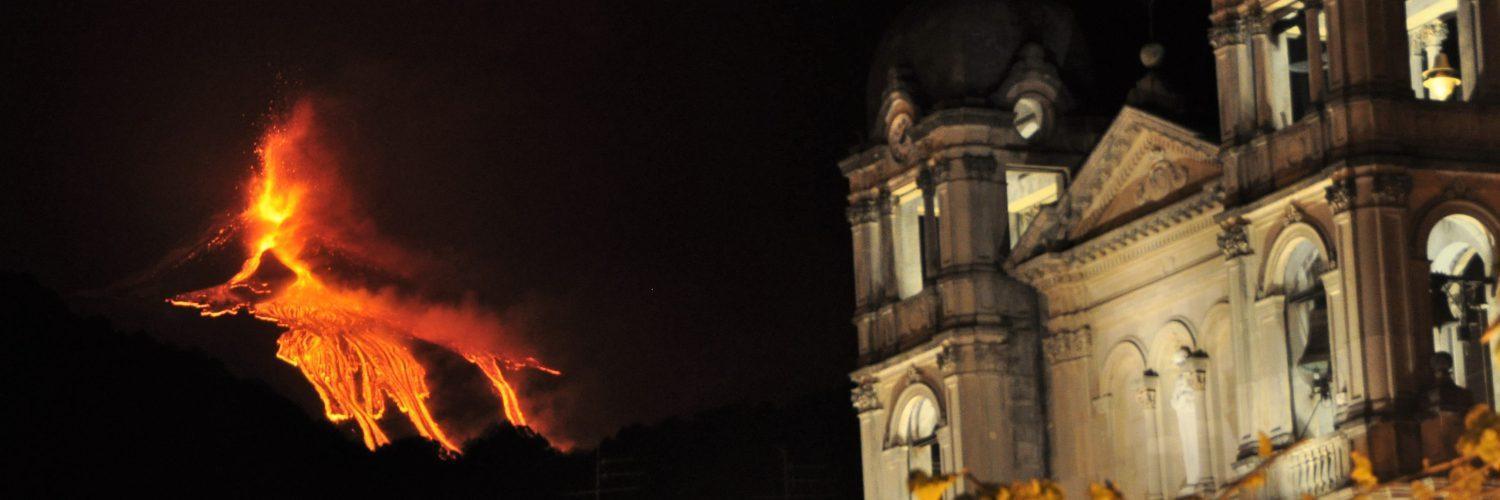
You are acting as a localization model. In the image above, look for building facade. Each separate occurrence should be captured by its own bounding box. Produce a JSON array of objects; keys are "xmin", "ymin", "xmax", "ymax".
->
[{"xmin": 841, "ymin": 0, "xmax": 1500, "ymax": 497}]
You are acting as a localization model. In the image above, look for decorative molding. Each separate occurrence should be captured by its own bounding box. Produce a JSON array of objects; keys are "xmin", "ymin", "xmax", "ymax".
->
[
  {"xmin": 1325, "ymin": 178, "xmax": 1354, "ymax": 213},
  {"xmin": 1137, "ymin": 370, "xmax": 1160, "ymax": 410},
  {"xmin": 1217, "ymin": 217, "xmax": 1252, "ymax": 259},
  {"xmin": 1043, "ymin": 327, "xmax": 1092, "ymax": 365},
  {"xmin": 1136, "ymin": 146, "xmax": 1189, "ymax": 205},
  {"xmin": 851, "ymin": 379, "xmax": 881, "ymax": 413},
  {"xmin": 845, "ymin": 199, "xmax": 878, "ymax": 225},
  {"xmin": 1281, "ymin": 204, "xmax": 1307, "ymax": 226},
  {"xmin": 1415, "ymin": 19, "xmax": 1450, "ymax": 51},
  {"xmin": 1441, "ymin": 179, "xmax": 1472, "ymax": 201},
  {"xmin": 1371, "ymin": 174, "xmax": 1411, "ymax": 207},
  {"xmin": 1208, "ymin": 24, "xmax": 1244, "ymax": 49},
  {"xmin": 938, "ymin": 341, "xmax": 1008, "ymax": 375}
]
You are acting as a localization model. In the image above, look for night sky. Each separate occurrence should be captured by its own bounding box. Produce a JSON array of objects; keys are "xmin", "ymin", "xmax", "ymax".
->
[{"xmin": 2, "ymin": 0, "xmax": 1205, "ymax": 448}]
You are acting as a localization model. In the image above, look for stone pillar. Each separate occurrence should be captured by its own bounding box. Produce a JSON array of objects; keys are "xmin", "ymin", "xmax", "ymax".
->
[
  {"xmin": 1211, "ymin": 20, "xmax": 1257, "ymax": 143},
  {"xmin": 1247, "ymin": 11, "xmax": 1276, "ymax": 130},
  {"xmin": 918, "ymin": 169, "xmax": 940, "ymax": 286},
  {"xmin": 1457, "ymin": 0, "xmax": 1500, "ymax": 101},
  {"xmin": 1414, "ymin": 20, "xmax": 1451, "ymax": 100},
  {"xmin": 1304, "ymin": 1, "xmax": 1328, "ymax": 105},
  {"xmin": 851, "ymin": 380, "xmax": 886, "ymax": 500},
  {"xmin": 940, "ymin": 340, "xmax": 1018, "ymax": 490},
  {"xmin": 1321, "ymin": 0, "xmax": 1412, "ymax": 97},
  {"xmin": 1139, "ymin": 371, "xmax": 1165, "ymax": 500},
  {"xmin": 1325, "ymin": 172, "xmax": 1425, "ymax": 477},
  {"xmin": 1252, "ymin": 295, "xmax": 1296, "ymax": 440},
  {"xmin": 932, "ymin": 155, "xmax": 1008, "ymax": 329},
  {"xmin": 877, "ymin": 189, "xmax": 899, "ymax": 303},
  {"xmin": 1408, "ymin": 33, "xmax": 1427, "ymax": 97},
  {"xmin": 847, "ymin": 198, "xmax": 880, "ymax": 313},
  {"xmin": 1416, "ymin": 20, "xmax": 1450, "ymax": 72},
  {"xmin": 1043, "ymin": 327, "xmax": 1094, "ymax": 495},
  {"xmin": 1217, "ymin": 218, "xmax": 1259, "ymax": 457}
]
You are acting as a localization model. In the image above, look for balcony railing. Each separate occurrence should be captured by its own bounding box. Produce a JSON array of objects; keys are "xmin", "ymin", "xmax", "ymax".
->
[{"xmin": 1268, "ymin": 434, "xmax": 1351, "ymax": 498}]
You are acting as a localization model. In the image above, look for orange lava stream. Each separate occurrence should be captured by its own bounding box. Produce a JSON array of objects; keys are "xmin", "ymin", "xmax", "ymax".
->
[{"xmin": 167, "ymin": 104, "xmax": 549, "ymax": 453}]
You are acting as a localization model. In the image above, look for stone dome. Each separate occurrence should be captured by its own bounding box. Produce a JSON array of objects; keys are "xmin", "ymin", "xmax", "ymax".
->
[{"xmin": 867, "ymin": 0, "xmax": 1091, "ymax": 134}]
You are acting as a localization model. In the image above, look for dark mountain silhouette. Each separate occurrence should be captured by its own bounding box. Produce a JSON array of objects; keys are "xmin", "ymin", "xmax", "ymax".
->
[{"xmin": 1, "ymin": 273, "xmax": 860, "ymax": 498}]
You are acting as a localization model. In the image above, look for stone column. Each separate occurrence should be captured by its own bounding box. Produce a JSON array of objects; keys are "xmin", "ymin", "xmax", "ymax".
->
[
  {"xmin": 1304, "ymin": 1, "xmax": 1328, "ymax": 105},
  {"xmin": 1217, "ymin": 218, "xmax": 1260, "ymax": 457},
  {"xmin": 1414, "ymin": 20, "xmax": 1450, "ymax": 100},
  {"xmin": 1457, "ymin": 0, "xmax": 1500, "ymax": 101},
  {"xmin": 1321, "ymin": 0, "xmax": 1412, "ymax": 97},
  {"xmin": 932, "ymin": 155, "xmax": 1008, "ymax": 329},
  {"xmin": 1139, "ymin": 370, "xmax": 1165, "ymax": 500},
  {"xmin": 1326, "ymin": 172, "xmax": 1425, "ymax": 477},
  {"xmin": 1211, "ymin": 20, "xmax": 1257, "ymax": 143},
  {"xmin": 918, "ymin": 169, "xmax": 940, "ymax": 286},
  {"xmin": 1044, "ymin": 327, "xmax": 1094, "ymax": 495},
  {"xmin": 1247, "ymin": 11, "xmax": 1276, "ymax": 130},
  {"xmin": 1416, "ymin": 20, "xmax": 1450, "ymax": 73},
  {"xmin": 877, "ymin": 189, "xmax": 899, "ymax": 303},
  {"xmin": 940, "ymin": 340, "xmax": 1020, "ymax": 489},
  {"xmin": 1408, "ymin": 34, "xmax": 1427, "ymax": 97},
  {"xmin": 851, "ymin": 380, "xmax": 886, "ymax": 500},
  {"xmin": 847, "ymin": 198, "xmax": 880, "ymax": 312},
  {"xmin": 1252, "ymin": 294, "xmax": 1295, "ymax": 440}
]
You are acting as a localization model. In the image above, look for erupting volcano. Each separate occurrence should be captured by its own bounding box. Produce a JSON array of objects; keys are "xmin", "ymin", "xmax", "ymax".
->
[{"xmin": 167, "ymin": 101, "xmax": 555, "ymax": 453}]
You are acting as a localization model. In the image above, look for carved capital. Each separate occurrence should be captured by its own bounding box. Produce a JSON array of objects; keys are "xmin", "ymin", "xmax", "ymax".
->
[
  {"xmin": 938, "ymin": 341, "xmax": 1007, "ymax": 375},
  {"xmin": 1208, "ymin": 23, "xmax": 1244, "ymax": 49},
  {"xmin": 1415, "ymin": 19, "xmax": 1450, "ymax": 50},
  {"xmin": 1325, "ymin": 178, "xmax": 1355, "ymax": 213},
  {"xmin": 1441, "ymin": 180, "xmax": 1472, "ymax": 201},
  {"xmin": 1137, "ymin": 370, "xmax": 1160, "ymax": 410},
  {"xmin": 845, "ymin": 199, "xmax": 878, "ymax": 225},
  {"xmin": 851, "ymin": 379, "xmax": 881, "ymax": 413},
  {"xmin": 1371, "ymin": 173, "xmax": 1411, "ymax": 207},
  {"xmin": 1043, "ymin": 327, "xmax": 1092, "ymax": 365},
  {"xmin": 1217, "ymin": 218, "xmax": 1252, "ymax": 259}
]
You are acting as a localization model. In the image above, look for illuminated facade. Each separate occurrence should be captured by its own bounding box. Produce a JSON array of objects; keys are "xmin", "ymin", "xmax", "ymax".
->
[{"xmin": 841, "ymin": 0, "xmax": 1500, "ymax": 497}]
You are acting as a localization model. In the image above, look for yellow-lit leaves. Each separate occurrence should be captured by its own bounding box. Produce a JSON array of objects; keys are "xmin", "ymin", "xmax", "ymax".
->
[
  {"xmin": 1458, "ymin": 405, "xmax": 1500, "ymax": 467},
  {"xmin": 1087, "ymin": 481, "xmax": 1122, "ymax": 500},
  {"xmin": 908, "ymin": 471, "xmax": 960, "ymax": 500},
  {"xmin": 1411, "ymin": 480, "xmax": 1435, "ymax": 500},
  {"xmin": 1000, "ymin": 479, "xmax": 1065, "ymax": 500},
  {"xmin": 1350, "ymin": 451, "xmax": 1378, "ymax": 492}
]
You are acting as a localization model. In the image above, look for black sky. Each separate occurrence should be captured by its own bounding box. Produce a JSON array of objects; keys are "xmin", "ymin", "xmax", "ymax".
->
[{"xmin": 2, "ymin": 0, "xmax": 1206, "ymax": 447}]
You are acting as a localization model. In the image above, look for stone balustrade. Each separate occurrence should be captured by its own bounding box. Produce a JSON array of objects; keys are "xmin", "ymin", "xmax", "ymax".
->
[{"xmin": 1268, "ymin": 434, "xmax": 1351, "ymax": 499}]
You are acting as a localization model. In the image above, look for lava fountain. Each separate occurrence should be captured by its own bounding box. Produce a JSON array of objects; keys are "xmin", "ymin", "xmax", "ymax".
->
[{"xmin": 167, "ymin": 101, "xmax": 555, "ymax": 453}]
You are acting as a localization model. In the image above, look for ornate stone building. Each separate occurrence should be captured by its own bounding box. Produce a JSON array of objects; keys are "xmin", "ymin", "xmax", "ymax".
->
[{"xmin": 841, "ymin": 0, "xmax": 1500, "ymax": 497}]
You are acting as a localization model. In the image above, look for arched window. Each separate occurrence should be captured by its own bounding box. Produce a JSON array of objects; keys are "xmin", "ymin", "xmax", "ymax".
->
[
  {"xmin": 1427, "ymin": 214, "xmax": 1497, "ymax": 405},
  {"xmin": 894, "ymin": 393, "xmax": 942, "ymax": 500},
  {"xmin": 1283, "ymin": 240, "xmax": 1333, "ymax": 439}
]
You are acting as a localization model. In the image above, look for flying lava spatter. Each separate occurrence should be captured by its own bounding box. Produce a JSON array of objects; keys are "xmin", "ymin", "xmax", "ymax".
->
[{"xmin": 167, "ymin": 101, "xmax": 555, "ymax": 453}]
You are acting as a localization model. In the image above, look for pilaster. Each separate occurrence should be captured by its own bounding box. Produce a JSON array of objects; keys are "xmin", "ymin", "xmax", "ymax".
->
[{"xmin": 1325, "ymin": 170, "xmax": 1425, "ymax": 477}]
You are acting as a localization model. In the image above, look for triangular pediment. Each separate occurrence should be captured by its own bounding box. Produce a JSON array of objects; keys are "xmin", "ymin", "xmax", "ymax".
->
[{"xmin": 1010, "ymin": 107, "xmax": 1220, "ymax": 263}]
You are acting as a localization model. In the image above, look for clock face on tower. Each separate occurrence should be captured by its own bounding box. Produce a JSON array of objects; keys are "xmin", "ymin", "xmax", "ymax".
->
[
  {"xmin": 1013, "ymin": 95, "xmax": 1047, "ymax": 141},
  {"xmin": 887, "ymin": 112, "xmax": 915, "ymax": 162}
]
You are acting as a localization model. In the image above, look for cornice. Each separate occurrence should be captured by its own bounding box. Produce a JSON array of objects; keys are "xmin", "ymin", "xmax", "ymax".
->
[{"xmin": 1017, "ymin": 182, "xmax": 1226, "ymax": 282}]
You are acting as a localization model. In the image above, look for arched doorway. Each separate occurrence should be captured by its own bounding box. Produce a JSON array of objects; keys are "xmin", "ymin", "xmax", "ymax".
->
[{"xmin": 1427, "ymin": 213, "xmax": 1498, "ymax": 405}]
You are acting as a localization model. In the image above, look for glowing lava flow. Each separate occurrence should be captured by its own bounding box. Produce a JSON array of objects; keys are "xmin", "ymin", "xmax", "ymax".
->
[{"xmin": 168, "ymin": 102, "xmax": 553, "ymax": 453}]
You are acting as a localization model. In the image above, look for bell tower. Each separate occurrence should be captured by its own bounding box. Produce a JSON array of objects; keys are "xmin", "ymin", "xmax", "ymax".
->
[{"xmin": 841, "ymin": 1, "xmax": 1101, "ymax": 496}]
